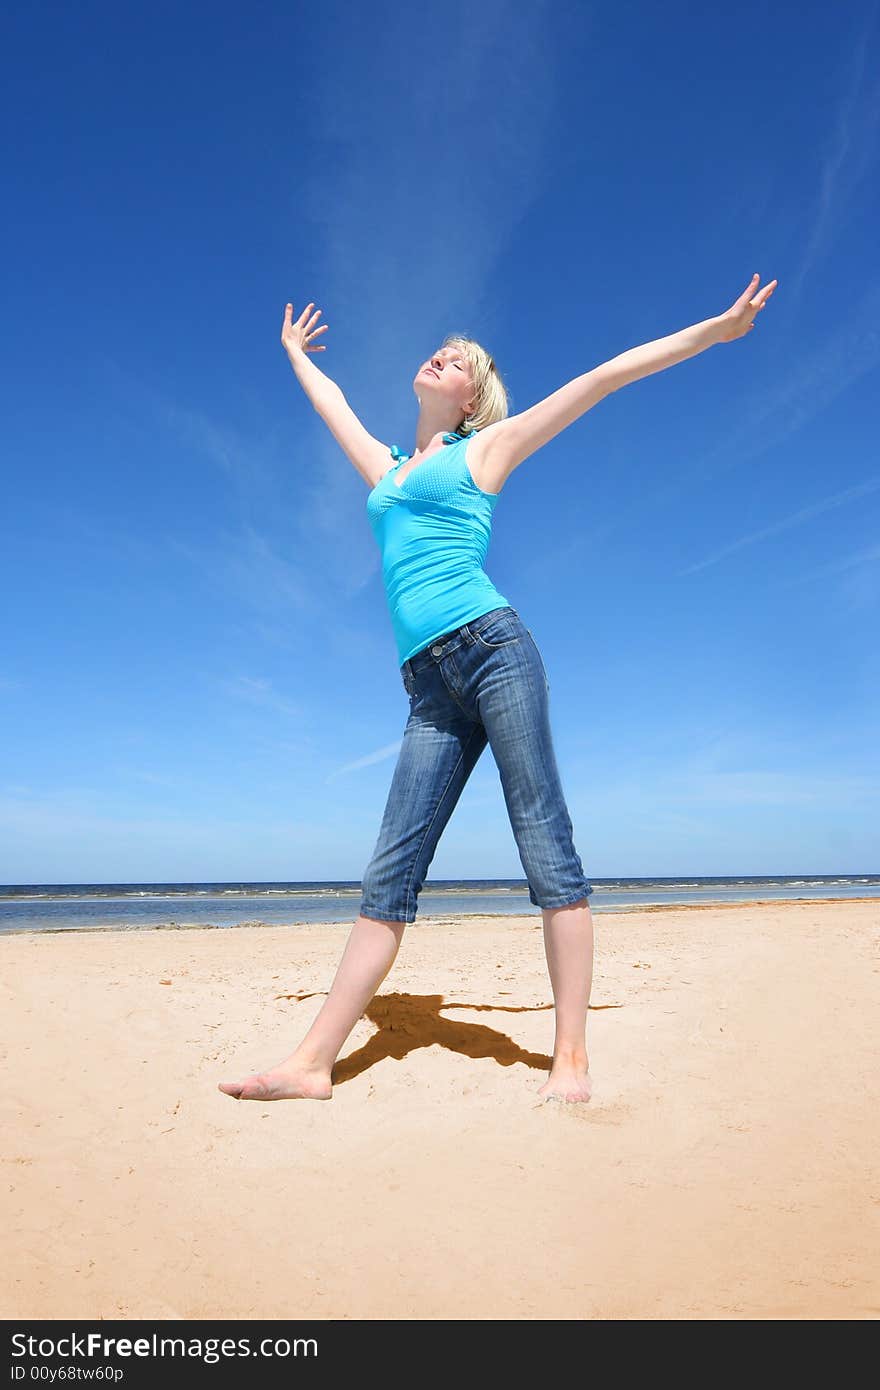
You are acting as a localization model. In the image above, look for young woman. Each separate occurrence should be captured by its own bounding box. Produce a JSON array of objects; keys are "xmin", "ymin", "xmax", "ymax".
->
[{"xmin": 219, "ymin": 273, "xmax": 777, "ymax": 1106}]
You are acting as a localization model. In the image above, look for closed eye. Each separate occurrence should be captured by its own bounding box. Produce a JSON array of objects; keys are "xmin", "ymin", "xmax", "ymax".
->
[{"xmin": 429, "ymin": 349, "xmax": 468, "ymax": 374}]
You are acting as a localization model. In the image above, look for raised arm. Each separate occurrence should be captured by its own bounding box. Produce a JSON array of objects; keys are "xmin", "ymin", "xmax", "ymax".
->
[
  {"xmin": 281, "ymin": 302, "xmax": 391, "ymax": 488},
  {"xmin": 474, "ymin": 274, "xmax": 778, "ymax": 490}
]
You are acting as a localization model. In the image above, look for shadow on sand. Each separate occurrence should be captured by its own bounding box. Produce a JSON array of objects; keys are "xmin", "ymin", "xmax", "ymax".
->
[{"xmin": 275, "ymin": 990, "xmax": 621, "ymax": 1086}]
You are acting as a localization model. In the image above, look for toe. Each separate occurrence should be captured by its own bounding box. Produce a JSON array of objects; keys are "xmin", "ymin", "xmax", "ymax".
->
[{"xmin": 239, "ymin": 1076, "xmax": 270, "ymax": 1100}]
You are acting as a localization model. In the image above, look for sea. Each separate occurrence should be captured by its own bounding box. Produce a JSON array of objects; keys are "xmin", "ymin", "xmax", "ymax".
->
[{"xmin": 1, "ymin": 875, "xmax": 878, "ymax": 934}]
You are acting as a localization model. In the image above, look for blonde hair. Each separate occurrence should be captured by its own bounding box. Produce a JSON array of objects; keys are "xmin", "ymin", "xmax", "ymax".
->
[{"xmin": 440, "ymin": 334, "xmax": 510, "ymax": 435}]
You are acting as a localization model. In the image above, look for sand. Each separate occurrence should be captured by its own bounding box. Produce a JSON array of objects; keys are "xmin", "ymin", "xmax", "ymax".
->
[{"xmin": 2, "ymin": 898, "xmax": 878, "ymax": 1321}]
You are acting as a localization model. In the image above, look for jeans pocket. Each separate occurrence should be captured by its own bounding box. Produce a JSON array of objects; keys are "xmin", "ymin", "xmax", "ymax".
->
[{"xmin": 472, "ymin": 609, "xmax": 520, "ymax": 649}]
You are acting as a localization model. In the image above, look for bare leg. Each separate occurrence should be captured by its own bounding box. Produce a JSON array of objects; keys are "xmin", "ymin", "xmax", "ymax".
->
[
  {"xmin": 536, "ymin": 898, "xmax": 594, "ymax": 1102},
  {"xmin": 218, "ymin": 914, "xmax": 406, "ymax": 1101}
]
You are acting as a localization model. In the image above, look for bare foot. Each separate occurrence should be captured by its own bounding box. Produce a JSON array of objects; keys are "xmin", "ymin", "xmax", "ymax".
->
[
  {"xmin": 537, "ymin": 1059, "xmax": 592, "ymax": 1104},
  {"xmin": 218, "ymin": 1061, "xmax": 333, "ymax": 1102}
]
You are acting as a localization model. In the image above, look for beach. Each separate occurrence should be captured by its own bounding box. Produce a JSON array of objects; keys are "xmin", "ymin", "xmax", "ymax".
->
[{"xmin": 3, "ymin": 898, "xmax": 878, "ymax": 1321}]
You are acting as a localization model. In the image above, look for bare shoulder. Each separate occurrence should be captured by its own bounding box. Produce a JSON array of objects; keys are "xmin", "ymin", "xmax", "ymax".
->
[{"xmin": 464, "ymin": 422, "xmax": 520, "ymax": 496}]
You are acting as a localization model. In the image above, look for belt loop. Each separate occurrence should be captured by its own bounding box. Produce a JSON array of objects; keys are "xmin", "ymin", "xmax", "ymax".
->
[{"xmin": 462, "ymin": 621, "xmax": 475, "ymax": 646}]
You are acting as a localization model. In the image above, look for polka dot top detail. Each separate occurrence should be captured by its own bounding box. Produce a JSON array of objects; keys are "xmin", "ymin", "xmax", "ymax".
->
[{"xmin": 366, "ymin": 430, "xmax": 511, "ymax": 666}]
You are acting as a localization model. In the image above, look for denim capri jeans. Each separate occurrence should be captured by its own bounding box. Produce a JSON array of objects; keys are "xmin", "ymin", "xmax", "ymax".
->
[{"xmin": 359, "ymin": 606, "xmax": 594, "ymax": 924}]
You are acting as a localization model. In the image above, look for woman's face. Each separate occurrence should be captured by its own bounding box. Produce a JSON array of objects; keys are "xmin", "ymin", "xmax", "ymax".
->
[{"xmin": 414, "ymin": 344, "xmax": 475, "ymax": 421}]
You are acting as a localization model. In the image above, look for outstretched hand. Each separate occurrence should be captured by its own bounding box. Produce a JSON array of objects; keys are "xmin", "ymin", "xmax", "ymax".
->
[
  {"xmin": 281, "ymin": 301, "xmax": 329, "ymax": 359},
  {"xmin": 716, "ymin": 274, "xmax": 778, "ymax": 343}
]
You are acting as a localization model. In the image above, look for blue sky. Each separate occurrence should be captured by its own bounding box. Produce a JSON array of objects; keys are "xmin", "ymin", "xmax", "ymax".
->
[{"xmin": 2, "ymin": 0, "xmax": 879, "ymax": 885}]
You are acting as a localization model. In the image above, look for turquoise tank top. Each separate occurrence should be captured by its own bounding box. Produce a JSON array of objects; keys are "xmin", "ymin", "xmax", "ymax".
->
[{"xmin": 366, "ymin": 429, "xmax": 511, "ymax": 665}]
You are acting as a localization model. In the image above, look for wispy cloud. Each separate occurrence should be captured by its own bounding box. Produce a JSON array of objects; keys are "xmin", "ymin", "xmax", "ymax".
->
[
  {"xmin": 219, "ymin": 674, "xmax": 303, "ymax": 718},
  {"xmin": 325, "ymin": 739, "xmax": 405, "ymax": 781},
  {"xmin": 787, "ymin": 4, "xmax": 880, "ymax": 305},
  {"xmin": 680, "ymin": 277, "xmax": 880, "ymax": 487},
  {"xmin": 677, "ymin": 475, "xmax": 880, "ymax": 576},
  {"xmin": 0, "ymin": 790, "xmax": 334, "ymax": 883},
  {"xmin": 577, "ymin": 272, "xmax": 880, "ymax": 575},
  {"xmin": 521, "ymin": 277, "xmax": 880, "ymax": 583},
  {"xmin": 576, "ymin": 766, "xmax": 878, "ymax": 812},
  {"xmin": 779, "ymin": 539, "xmax": 880, "ymax": 612},
  {"xmin": 114, "ymin": 768, "xmax": 181, "ymax": 787},
  {"xmin": 517, "ymin": 8, "xmax": 880, "ymax": 579},
  {"xmin": 779, "ymin": 540, "xmax": 880, "ymax": 588},
  {"xmin": 156, "ymin": 397, "xmax": 275, "ymax": 499},
  {"xmin": 93, "ymin": 353, "xmax": 277, "ymax": 501},
  {"xmin": 82, "ymin": 355, "xmax": 331, "ymax": 618},
  {"xmin": 678, "ymin": 769, "xmax": 878, "ymax": 808},
  {"xmin": 295, "ymin": 0, "xmax": 572, "ymax": 590},
  {"xmin": 836, "ymin": 554, "xmax": 880, "ymax": 610},
  {"xmin": 167, "ymin": 524, "xmax": 315, "ymax": 615},
  {"xmin": 73, "ymin": 7, "xmax": 576, "ymax": 635}
]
